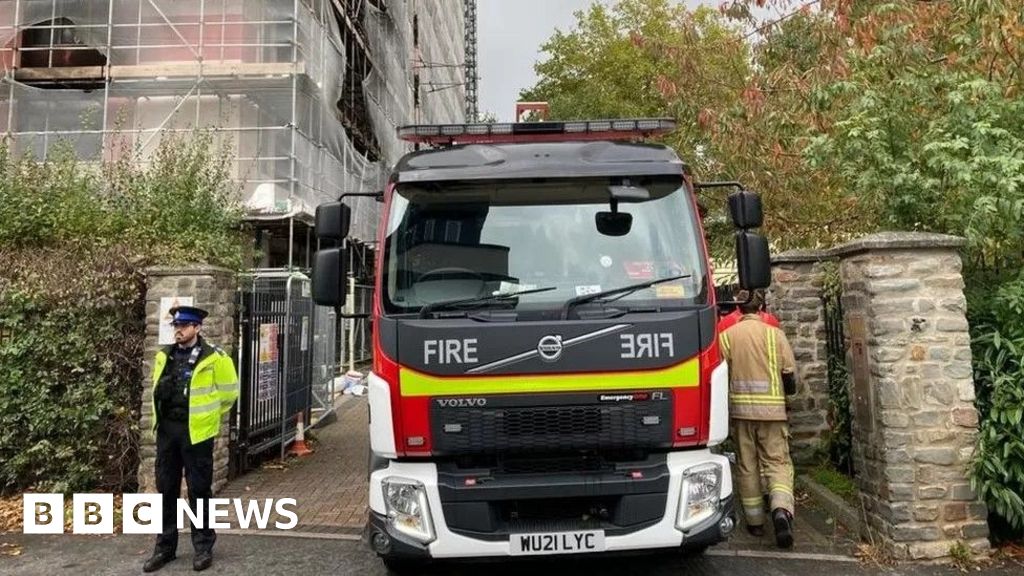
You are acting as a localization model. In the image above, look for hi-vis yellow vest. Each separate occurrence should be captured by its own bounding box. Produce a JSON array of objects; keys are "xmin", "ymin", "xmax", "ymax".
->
[
  {"xmin": 718, "ymin": 315, "xmax": 796, "ymax": 421},
  {"xmin": 151, "ymin": 341, "xmax": 239, "ymax": 444}
]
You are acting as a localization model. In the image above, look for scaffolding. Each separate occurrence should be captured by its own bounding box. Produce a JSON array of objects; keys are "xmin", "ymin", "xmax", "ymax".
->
[
  {"xmin": 0, "ymin": 0, "xmax": 467, "ymax": 252},
  {"xmin": 462, "ymin": 0, "xmax": 476, "ymax": 121}
]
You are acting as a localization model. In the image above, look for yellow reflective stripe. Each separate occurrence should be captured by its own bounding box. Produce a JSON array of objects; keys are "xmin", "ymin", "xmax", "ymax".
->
[
  {"xmin": 217, "ymin": 381, "xmax": 240, "ymax": 393},
  {"xmin": 189, "ymin": 400, "xmax": 221, "ymax": 415},
  {"xmin": 767, "ymin": 329, "xmax": 780, "ymax": 396},
  {"xmin": 770, "ymin": 483, "xmax": 793, "ymax": 495},
  {"xmin": 400, "ymin": 358, "xmax": 699, "ymax": 397},
  {"xmin": 744, "ymin": 507, "xmax": 765, "ymax": 520},
  {"xmin": 191, "ymin": 390, "xmax": 219, "ymax": 404},
  {"xmin": 741, "ymin": 497, "xmax": 764, "ymax": 506},
  {"xmin": 729, "ymin": 394, "xmax": 787, "ymax": 404},
  {"xmin": 719, "ymin": 333, "xmax": 730, "ymax": 355}
]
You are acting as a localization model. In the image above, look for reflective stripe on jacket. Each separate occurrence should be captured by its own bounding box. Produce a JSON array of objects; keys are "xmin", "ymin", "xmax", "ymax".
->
[
  {"xmin": 719, "ymin": 315, "xmax": 796, "ymax": 421},
  {"xmin": 151, "ymin": 338, "xmax": 239, "ymax": 445}
]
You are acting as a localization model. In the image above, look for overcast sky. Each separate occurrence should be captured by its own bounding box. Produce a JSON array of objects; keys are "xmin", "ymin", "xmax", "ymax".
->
[{"xmin": 478, "ymin": 1, "xmax": 740, "ymax": 121}]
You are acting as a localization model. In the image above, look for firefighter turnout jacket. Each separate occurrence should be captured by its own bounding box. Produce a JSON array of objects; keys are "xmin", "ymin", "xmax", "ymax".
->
[{"xmin": 718, "ymin": 314, "xmax": 797, "ymax": 421}]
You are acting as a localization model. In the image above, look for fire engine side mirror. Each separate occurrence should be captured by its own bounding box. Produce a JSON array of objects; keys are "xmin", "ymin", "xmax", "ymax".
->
[
  {"xmin": 728, "ymin": 190, "xmax": 763, "ymax": 229},
  {"xmin": 735, "ymin": 231, "xmax": 771, "ymax": 290},
  {"xmin": 315, "ymin": 202, "xmax": 351, "ymax": 243},
  {"xmin": 312, "ymin": 247, "xmax": 349, "ymax": 307}
]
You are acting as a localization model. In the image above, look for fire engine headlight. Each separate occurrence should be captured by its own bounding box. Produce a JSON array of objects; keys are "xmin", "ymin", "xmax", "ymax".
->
[
  {"xmin": 382, "ymin": 477, "xmax": 435, "ymax": 544},
  {"xmin": 676, "ymin": 463, "xmax": 722, "ymax": 531}
]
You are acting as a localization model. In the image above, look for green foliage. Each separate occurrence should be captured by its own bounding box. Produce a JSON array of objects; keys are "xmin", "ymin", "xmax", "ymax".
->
[
  {"xmin": 525, "ymin": 0, "xmax": 1023, "ymax": 534},
  {"xmin": 786, "ymin": 1, "xmax": 1024, "ymax": 533},
  {"xmin": 520, "ymin": 0, "xmax": 700, "ymax": 120},
  {"xmin": 0, "ymin": 133, "xmax": 246, "ymax": 494},
  {"xmin": 0, "ymin": 250, "xmax": 143, "ymax": 493},
  {"xmin": 811, "ymin": 462, "xmax": 858, "ymax": 505},
  {"xmin": 948, "ymin": 540, "xmax": 975, "ymax": 572},
  {"xmin": 0, "ymin": 132, "xmax": 248, "ymax": 268},
  {"xmin": 968, "ymin": 277, "xmax": 1024, "ymax": 534},
  {"xmin": 519, "ymin": 0, "xmax": 752, "ymax": 259}
]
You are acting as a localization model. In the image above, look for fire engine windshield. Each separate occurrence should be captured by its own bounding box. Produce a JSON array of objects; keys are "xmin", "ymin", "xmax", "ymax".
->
[{"xmin": 382, "ymin": 178, "xmax": 708, "ymax": 316}]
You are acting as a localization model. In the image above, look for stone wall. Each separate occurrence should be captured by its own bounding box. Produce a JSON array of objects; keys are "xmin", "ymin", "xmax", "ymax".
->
[
  {"xmin": 833, "ymin": 233, "xmax": 988, "ymax": 559},
  {"xmin": 768, "ymin": 250, "xmax": 832, "ymax": 465},
  {"xmin": 138, "ymin": 266, "xmax": 237, "ymax": 495}
]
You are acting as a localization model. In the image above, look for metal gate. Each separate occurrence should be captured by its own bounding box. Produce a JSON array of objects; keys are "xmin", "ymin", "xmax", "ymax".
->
[
  {"xmin": 823, "ymin": 287, "xmax": 854, "ymax": 475},
  {"xmin": 229, "ymin": 270, "xmax": 337, "ymax": 477}
]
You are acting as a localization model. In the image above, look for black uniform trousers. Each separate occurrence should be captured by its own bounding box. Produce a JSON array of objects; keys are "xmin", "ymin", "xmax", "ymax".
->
[{"xmin": 154, "ymin": 419, "xmax": 216, "ymax": 555}]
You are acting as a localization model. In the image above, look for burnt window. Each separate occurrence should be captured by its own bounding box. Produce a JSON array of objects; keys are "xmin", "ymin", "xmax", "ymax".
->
[{"xmin": 20, "ymin": 18, "xmax": 106, "ymax": 69}]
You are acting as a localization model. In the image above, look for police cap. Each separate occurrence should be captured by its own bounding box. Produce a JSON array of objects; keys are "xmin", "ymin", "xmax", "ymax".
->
[{"xmin": 169, "ymin": 305, "xmax": 209, "ymax": 325}]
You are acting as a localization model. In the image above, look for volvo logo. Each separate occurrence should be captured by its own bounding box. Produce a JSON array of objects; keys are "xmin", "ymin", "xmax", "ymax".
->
[
  {"xmin": 537, "ymin": 335, "xmax": 564, "ymax": 362},
  {"xmin": 436, "ymin": 398, "xmax": 487, "ymax": 408}
]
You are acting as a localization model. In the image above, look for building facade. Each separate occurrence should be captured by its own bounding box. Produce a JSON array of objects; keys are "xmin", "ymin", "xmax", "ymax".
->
[{"xmin": 0, "ymin": 0, "xmax": 469, "ymax": 266}]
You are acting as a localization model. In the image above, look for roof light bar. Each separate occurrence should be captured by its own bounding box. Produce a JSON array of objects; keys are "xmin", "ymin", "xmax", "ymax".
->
[{"xmin": 397, "ymin": 118, "xmax": 676, "ymax": 146}]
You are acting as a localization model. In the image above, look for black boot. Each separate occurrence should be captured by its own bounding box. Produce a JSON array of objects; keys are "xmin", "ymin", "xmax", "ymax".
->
[
  {"xmin": 193, "ymin": 550, "xmax": 213, "ymax": 572},
  {"xmin": 772, "ymin": 508, "xmax": 794, "ymax": 549},
  {"xmin": 143, "ymin": 551, "xmax": 175, "ymax": 573},
  {"xmin": 746, "ymin": 523, "xmax": 764, "ymax": 537}
]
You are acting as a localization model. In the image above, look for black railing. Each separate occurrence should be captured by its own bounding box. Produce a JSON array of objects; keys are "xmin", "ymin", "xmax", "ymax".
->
[
  {"xmin": 823, "ymin": 288, "xmax": 854, "ymax": 475},
  {"xmin": 229, "ymin": 271, "xmax": 335, "ymax": 477}
]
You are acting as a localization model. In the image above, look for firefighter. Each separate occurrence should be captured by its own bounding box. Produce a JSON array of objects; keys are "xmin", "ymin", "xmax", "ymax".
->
[
  {"xmin": 144, "ymin": 306, "xmax": 239, "ymax": 573},
  {"xmin": 718, "ymin": 290, "xmax": 798, "ymax": 548},
  {"xmin": 718, "ymin": 285, "xmax": 780, "ymax": 331}
]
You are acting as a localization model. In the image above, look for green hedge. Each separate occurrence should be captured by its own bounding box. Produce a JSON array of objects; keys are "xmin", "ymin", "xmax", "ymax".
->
[
  {"xmin": 0, "ymin": 249, "xmax": 144, "ymax": 492},
  {"xmin": 967, "ymin": 275, "xmax": 1024, "ymax": 539},
  {"xmin": 0, "ymin": 133, "xmax": 247, "ymax": 494}
]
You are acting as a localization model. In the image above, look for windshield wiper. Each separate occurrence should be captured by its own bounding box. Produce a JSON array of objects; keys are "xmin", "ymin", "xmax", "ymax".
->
[
  {"xmin": 560, "ymin": 274, "xmax": 691, "ymax": 320},
  {"xmin": 419, "ymin": 286, "xmax": 557, "ymax": 318}
]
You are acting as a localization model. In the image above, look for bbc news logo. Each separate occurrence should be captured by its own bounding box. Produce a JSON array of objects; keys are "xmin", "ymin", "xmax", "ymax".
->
[{"xmin": 23, "ymin": 494, "xmax": 298, "ymax": 534}]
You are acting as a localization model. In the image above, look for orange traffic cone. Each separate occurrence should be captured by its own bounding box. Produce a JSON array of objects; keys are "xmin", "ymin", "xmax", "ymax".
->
[{"xmin": 287, "ymin": 412, "xmax": 313, "ymax": 457}]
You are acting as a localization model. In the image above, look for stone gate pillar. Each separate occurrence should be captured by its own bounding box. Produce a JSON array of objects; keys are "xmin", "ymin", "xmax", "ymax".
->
[
  {"xmin": 832, "ymin": 233, "xmax": 989, "ymax": 559},
  {"xmin": 768, "ymin": 250, "xmax": 832, "ymax": 465},
  {"xmin": 138, "ymin": 266, "xmax": 237, "ymax": 494}
]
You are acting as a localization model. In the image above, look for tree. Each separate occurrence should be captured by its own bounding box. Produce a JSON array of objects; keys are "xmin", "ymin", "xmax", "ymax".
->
[
  {"xmin": 526, "ymin": 0, "xmax": 1024, "ymax": 533},
  {"xmin": 520, "ymin": 0, "xmax": 863, "ymax": 252},
  {"xmin": 739, "ymin": 0, "xmax": 1024, "ymax": 534}
]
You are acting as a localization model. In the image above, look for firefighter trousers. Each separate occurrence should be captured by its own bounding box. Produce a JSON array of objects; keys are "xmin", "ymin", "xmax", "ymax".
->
[
  {"xmin": 154, "ymin": 419, "xmax": 216, "ymax": 555},
  {"xmin": 731, "ymin": 419, "xmax": 794, "ymax": 527}
]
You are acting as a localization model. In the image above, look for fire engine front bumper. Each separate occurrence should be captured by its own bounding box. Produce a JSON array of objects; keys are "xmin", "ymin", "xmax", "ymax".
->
[{"xmin": 366, "ymin": 450, "xmax": 735, "ymax": 561}]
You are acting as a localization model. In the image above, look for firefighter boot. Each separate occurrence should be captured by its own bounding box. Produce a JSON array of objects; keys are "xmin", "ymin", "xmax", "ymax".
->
[{"xmin": 773, "ymin": 508, "xmax": 794, "ymax": 549}]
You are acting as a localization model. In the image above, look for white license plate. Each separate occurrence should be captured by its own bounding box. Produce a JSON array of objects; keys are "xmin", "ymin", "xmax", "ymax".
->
[{"xmin": 509, "ymin": 530, "xmax": 606, "ymax": 556}]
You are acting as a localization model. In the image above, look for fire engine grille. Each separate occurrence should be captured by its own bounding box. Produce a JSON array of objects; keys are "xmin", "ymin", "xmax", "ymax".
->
[{"xmin": 430, "ymin": 398, "xmax": 673, "ymax": 455}]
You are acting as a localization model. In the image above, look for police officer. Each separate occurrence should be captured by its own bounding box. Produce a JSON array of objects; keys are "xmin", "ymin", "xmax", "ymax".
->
[
  {"xmin": 144, "ymin": 306, "xmax": 239, "ymax": 572},
  {"xmin": 718, "ymin": 290, "xmax": 798, "ymax": 548}
]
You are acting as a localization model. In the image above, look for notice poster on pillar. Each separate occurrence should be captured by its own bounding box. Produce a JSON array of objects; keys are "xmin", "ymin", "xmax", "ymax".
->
[
  {"xmin": 158, "ymin": 296, "xmax": 193, "ymax": 345},
  {"xmin": 257, "ymin": 323, "xmax": 280, "ymax": 401}
]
